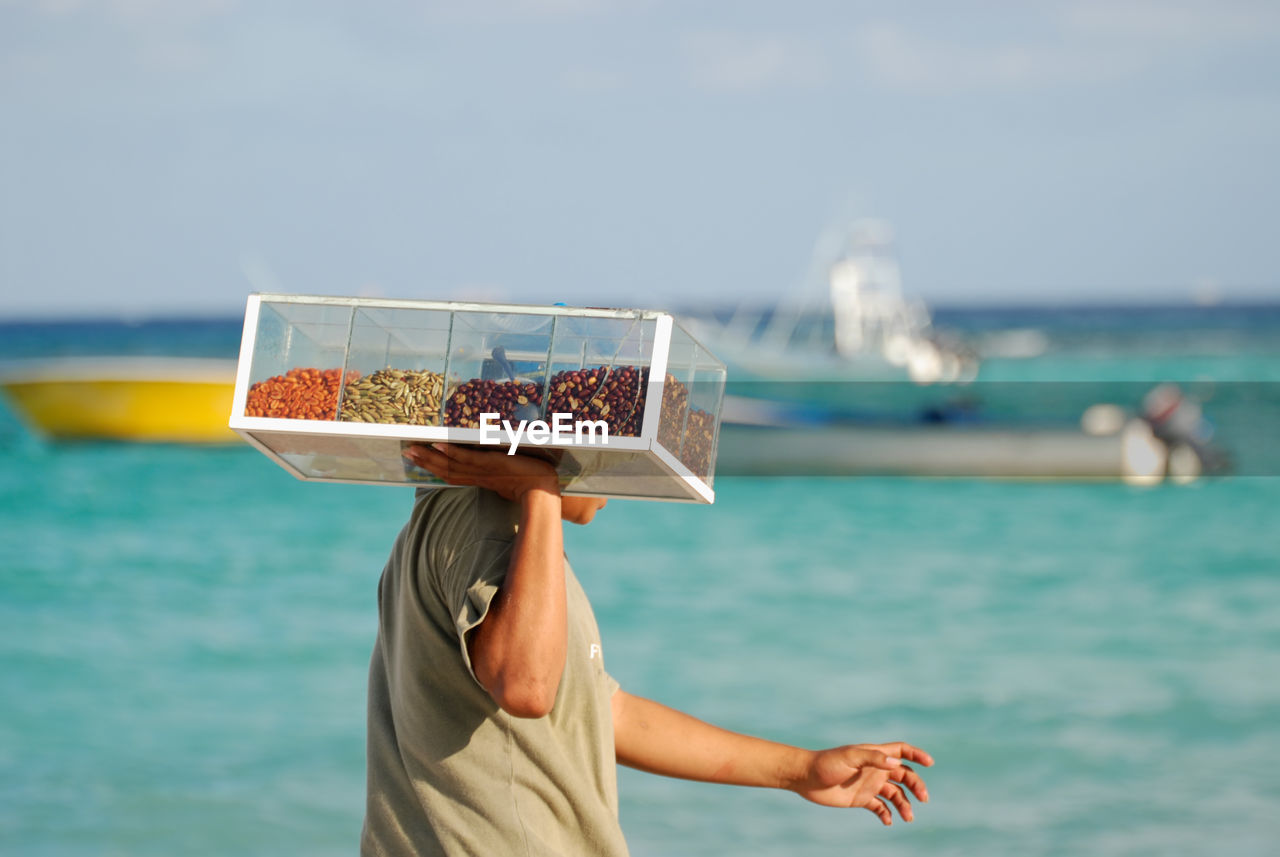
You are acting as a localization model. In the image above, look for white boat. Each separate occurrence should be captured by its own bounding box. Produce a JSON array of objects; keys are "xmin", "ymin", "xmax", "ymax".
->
[{"xmin": 684, "ymin": 219, "xmax": 979, "ymax": 385}]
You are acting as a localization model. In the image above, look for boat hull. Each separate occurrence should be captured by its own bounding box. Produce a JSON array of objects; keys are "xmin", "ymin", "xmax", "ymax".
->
[
  {"xmin": 715, "ymin": 419, "xmax": 1175, "ymax": 483},
  {"xmin": 1, "ymin": 359, "xmax": 239, "ymax": 444}
]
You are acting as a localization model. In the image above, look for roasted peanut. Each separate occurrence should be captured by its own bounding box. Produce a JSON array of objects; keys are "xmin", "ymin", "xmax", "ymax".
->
[{"xmin": 244, "ymin": 367, "xmax": 355, "ymax": 420}]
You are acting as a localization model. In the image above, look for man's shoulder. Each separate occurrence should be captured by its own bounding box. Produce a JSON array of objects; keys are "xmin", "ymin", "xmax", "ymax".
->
[{"xmin": 409, "ymin": 486, "xmax": 520, "ymax": 552}]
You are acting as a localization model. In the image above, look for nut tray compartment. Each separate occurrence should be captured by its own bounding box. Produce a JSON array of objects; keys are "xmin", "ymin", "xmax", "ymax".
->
[{"xmin": 229, "ymin": 294, "xmax": 726, "ymax": 503}]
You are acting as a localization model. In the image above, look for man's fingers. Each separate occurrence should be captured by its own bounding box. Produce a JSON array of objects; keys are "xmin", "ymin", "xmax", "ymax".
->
[
  {"xmin": 404, "ymin": 446, "xmax": 476, "ymax": 484},
  {"xmin": 404, "ymin": 445, "xmax": 448, "ymax": 470},
  {"xmin": 866, "ymin": 796, "xmax": 893, "ymax": 826},
  {"xmin": 866, "ymin": 742, "xmax": 934, "ymax": 768},
  {"xmin": 431, "ymin": 442, "xmax": 482, "ymax": 463},
  {"xmin": 890, "ymin": 765, "xmax": 929, "ymax": 803},
  {"xmin": 866, "ymin": 751, "xmax": 902, "ymax": 770},
  {"xmin": 894, "ymin": 744, "xmax": 934, "ymax": 767},
  {"xmin": 879, "ymin": 783, "xmax": 913, "ymax": 822},
  {"xmin": 834, "ymin": 747, "xmax": 896, "ymax": 774}
]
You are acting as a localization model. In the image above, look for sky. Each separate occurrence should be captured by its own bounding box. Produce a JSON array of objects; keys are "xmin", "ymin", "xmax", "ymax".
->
[{"xmin": 2, "ymin": 0, "xmax": 1279, "ymax": 318}]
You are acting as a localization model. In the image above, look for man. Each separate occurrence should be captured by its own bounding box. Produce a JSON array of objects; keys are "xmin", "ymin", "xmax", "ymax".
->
[{"xmin": 362, "ymin": 442, "xmax": 932, "ymax": 856}]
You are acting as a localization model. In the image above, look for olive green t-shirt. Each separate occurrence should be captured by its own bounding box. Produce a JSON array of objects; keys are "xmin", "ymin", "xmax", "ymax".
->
[{"xmin": 361, "ymin": 487, "xmax": 629, "ymax": 857}]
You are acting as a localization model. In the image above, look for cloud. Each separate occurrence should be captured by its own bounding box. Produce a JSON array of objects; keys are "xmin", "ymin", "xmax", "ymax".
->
[
  {"xmin": 851, "ymin": 21, "xmax": 1131, "ymax": 94},
  {"xmin": 852, "ymin": 0, "xmax": 1280, "ymax": 95},
  {"xmin": 406, "ymin": 0, "xmax": 629, "ymax": 25},
  {"xmin": 509, "ymin": 0, "xmax": 608, "ymax": 14},
  {"xmin": 559, "ymin": 64, "xmax": 625, "ymax": 93},
  {"xmin": 683, "ymin": 30, "xmax": 828, "ymax": 92},
  {"xmin": 1065, "ymin": 0, "xmax": 1280, "ymax": 43},
  {"xmin": 6, "ymin": 0, "xmax": 240, "ymax": 76},
  {"xmin": 24, "ymin": 0, "xmax": 237, "ymax": 22}
]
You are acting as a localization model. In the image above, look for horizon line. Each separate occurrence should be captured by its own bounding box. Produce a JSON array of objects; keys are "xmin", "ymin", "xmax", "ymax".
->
[{"xmin": 3, "ymin": 295, "xmax": 1280, "ymax": 325}]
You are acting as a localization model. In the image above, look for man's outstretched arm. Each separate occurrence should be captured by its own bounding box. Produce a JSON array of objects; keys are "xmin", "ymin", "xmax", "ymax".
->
[{"xmin": 611, "ymin": 689, "xmax": 933, "ymax": 826}]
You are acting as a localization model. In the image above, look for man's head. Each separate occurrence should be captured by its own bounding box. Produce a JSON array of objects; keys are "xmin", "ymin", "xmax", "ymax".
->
[{"xmin": 561, "ymin": 496, "xmax": 607, "ymax": 525}]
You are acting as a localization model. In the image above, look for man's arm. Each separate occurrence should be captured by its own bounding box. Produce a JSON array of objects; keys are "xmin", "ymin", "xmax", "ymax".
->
[
  {"xmin": 403, "ymin": 443, "xmax": 567, "ymax": 718},
  {"xmin": 469, "ymin": 485, "xmax": 565, "ymax": 718},
  {"xmin": 611, "ymin": 689, "xmax": 932, "ymax": 826}
]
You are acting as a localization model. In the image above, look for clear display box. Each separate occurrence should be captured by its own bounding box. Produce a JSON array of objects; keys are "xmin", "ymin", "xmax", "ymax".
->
[{"xmin": 229, "ymin": 294, "xmax": 726, "ymax": 503}]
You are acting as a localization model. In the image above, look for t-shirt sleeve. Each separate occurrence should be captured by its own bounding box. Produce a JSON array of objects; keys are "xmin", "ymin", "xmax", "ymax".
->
[{"xmin": 437, "ymin": 535, "xmax": 514, "ymax": 684}]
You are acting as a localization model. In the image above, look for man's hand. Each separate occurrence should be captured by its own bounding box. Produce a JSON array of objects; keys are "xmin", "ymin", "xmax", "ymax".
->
[
  {"xmin": 404, "ymin": 443, "xmax": 560, "ymax": 504},
  {"xmin": 792, "ymin": 742, "xmax": 933, "ymax": 825}
]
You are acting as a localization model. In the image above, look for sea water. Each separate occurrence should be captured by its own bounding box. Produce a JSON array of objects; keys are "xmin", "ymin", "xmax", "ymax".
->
[{"xmin": 2, "ymin": 307, "xmax": 1278, "ymax": 856}]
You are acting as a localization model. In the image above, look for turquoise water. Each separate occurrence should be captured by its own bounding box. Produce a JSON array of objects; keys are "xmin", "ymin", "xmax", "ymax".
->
[{"xmin": 3, "ymin": 308, "xmax": 1279, "ymax": 855}]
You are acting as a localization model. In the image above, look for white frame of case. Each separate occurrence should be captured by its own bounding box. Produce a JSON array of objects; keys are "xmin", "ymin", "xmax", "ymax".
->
[{"xmin": 229, "ymin": 293, "xmax": 720, "ymax": 504}]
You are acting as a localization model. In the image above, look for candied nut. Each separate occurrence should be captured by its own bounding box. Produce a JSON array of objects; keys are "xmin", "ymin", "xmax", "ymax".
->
[{"xmin": 245, "ymin": 367, "xmax": 349, "ymax": 420}]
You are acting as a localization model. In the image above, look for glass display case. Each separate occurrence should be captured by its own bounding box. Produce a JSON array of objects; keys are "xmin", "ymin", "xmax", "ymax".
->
[{"xmin": 229, "ymin": 294, "xmax": 726, "ymax": 503}]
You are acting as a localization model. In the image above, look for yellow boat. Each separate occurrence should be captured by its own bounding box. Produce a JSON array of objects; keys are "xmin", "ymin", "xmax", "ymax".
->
[{"xmin": 0, "ymin": 357, "xmax": 240, "ymax": 444}]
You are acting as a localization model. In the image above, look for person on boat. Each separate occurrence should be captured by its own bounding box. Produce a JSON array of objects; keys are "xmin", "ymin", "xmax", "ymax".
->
[{"xmin": 361, "ymin": 442, "xmax": 932, "ymax": 856}]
